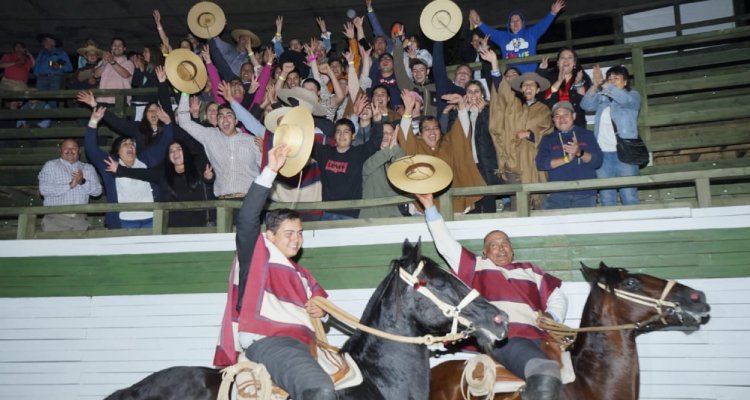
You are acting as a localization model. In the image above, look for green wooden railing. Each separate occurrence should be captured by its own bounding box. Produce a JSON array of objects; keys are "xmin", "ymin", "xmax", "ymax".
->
[{"xmin": 1, "ymin": 167, "xmax": 748, "ymax": 240}]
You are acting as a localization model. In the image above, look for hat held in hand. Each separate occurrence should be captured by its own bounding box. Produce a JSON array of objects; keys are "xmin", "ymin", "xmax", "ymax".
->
[
  {"xmin": 187, "ymin": 1, "xmax": 226, "ymax": 39},
  {"xmin": 387, "ymin": 154, "xmax": 453, "ymax": 194},
  {"xmin": 420, "ymin": 0, "xmax": 463, "ymax": 42},
  {"xmin": 164, "ymin": 49, "xmax": 208, "ymax": 94},
  {"xmin": 273, "ymin": 107, "xmax": 315, "ymax": 177}
]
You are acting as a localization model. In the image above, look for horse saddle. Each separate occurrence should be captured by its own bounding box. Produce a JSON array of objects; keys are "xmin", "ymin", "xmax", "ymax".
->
[
  {"xmin": 310, "ymin": 339, "xmax": 364, "ymax": 390},
  {"xmin": 463, "ymin": 340, "xmax": 575, "ymax": 397}
]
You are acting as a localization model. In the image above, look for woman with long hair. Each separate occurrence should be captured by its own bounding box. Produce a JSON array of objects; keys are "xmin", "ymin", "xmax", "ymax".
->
[
  {"xmin": 537, "ymin": 46, "xmax": 591, "ymax": 129},
  {"xmin": 104, "ymin": 139, "xmax": 216, "ymax": 227},
  {"xmin": 131, "ymin": 44, "xmax": 164, "ymax": 117}
]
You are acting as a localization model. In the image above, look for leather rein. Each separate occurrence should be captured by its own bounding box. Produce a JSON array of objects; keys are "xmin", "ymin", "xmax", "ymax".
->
[{"xmin": 309, "ymin": 260, "xmax": 481, "ymax": 346}]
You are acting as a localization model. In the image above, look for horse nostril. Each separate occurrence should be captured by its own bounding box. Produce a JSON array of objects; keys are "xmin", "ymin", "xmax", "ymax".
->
[
  {"xmin": 690, "ymin": 292, "xmax": 701, "ymax": 302},
  {"xmin": 494, "ymin": 315, "xmax": 504, "ymax": 325}
]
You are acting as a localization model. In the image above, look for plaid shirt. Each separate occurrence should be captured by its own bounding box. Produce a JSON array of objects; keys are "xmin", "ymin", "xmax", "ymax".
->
[{"xmin": 38, "ymin": 158, "xmax": 102, "ymax": 206}]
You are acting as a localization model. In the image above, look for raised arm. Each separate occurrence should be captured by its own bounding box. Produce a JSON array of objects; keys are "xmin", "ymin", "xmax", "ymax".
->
[{"xmin": 153, "ymin": 9, "xmax": 173, "ymax": 54}]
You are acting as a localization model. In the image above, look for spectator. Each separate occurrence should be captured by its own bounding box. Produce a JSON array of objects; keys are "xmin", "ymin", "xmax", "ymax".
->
[
  {"xmin": 94, "ymin": 38, "xmax": 135, "ymax": 106},
  {"xmin": 312, "ymin": 95, "xmax": 383, "ymax": 220},
  {"xmin": 398, "ymin": 90, "xmax": 485, "ymax": 214},
  {"xmin": 416, "ymin": 192, "xmax": 567, "ymax": 400},
  {"xmin": 581, "ymin": 65, "xmax": 641, "ymax": 206},
  {"xmin": 460, "ymin": 32, "xmax": 493, "ymax": 84},
  {"xmin": 72, "ymin": 44, "xmax": 102, "ymax": 90},
  {"xmin": 537, "ymin": 47, "xmax": 591, "ymax": 129},
  {"xmin": 365, "ymin": 0, "xmax": 403, "ymax": 54},
  {"xmin": 369, "ymin": 52, "xmax": 401, "ymax": 110},
  {"xmin": 33, "ymin": 34, "xmax": 72, "ymax": 107},
  {"xmin": 38, "ymin": 138, "xmax": 102, "ymax": 232},
  {"xmin": 370, "ymin": 84, "xmax": 401, "ymax": 122},
  {"xmin": 393, "ymin": 35, "xmax": 436, "ymax": 117},
  {"xmin": 84, "ymin": 106, "xmax": 174, "ymax": 229},
  {"xmin": 469, "ymin": 0, "xmax": 565, "ymax": 73},
  {"xmin": 0, "ymin": 42, "xmax": 35, "ymax": 91},
  {"xmin": 16, "ymin": 100, "xmax": 51, "ymax": 129},
  {"xmin": 76, "ymin": 38, "xmax": 98, "ymax": 69},
  {"xmin": 176, "ymin": 93, "xmax": 262, "ymax": 199},
  {"xmin": 535, "ymin": 101, "xmax": 602, "ymax": 209},
  {"xmin": 209, "ymin": 27, "xmax": 259, "ymax": 80},
  {"xmin": 131, "ymin": 44, "xmax": 164, "ymax": 119},
  {"xmin": 360, "ymin": 119, "xmax": 406, "ymax": 219},
  {"xmin": 104, "ymin": 139, "xmax": 216, "ymax": 228},
  {"xmin": 484, "ymin": 49, "xmax": 553, "ymax": 210}
]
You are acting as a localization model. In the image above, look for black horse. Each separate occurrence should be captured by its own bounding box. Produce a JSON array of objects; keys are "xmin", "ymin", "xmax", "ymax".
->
[{"xmin": 105, "ymin": 240, "xmax": 509, "ymax": 399}]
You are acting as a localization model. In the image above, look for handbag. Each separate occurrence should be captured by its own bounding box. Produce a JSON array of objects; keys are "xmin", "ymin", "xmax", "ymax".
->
[{"xmin": 610, "ymin": 110, "xmax": 650, "ymax": 167}]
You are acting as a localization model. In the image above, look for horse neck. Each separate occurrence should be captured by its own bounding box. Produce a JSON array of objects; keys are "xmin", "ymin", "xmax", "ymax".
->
[
  {"xmin": 567, "ymin": 290, "xmax": 640, "ymax": 400},
  {"xmin": 343, "ymin": 285, "xmax": 432, "ymax": 398}
]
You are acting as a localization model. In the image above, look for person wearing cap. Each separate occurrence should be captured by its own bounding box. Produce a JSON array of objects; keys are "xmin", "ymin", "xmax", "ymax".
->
[
  {"xmin": 482, "ymin": 48, "xmax": 553, "ymax": 211},
  {"xmin": 469, "ymin": 0, "xmax": 565, "ymax": 73},
  {"xmin": 535, "ymin": 101, "xmax": 602, "ymax": 209},
  {"xmin": 415, "ymin": 191, "xmax": 568, "ymax": 400},
  {"xmin": 32, "ymin": 34, "xmax": 72, "ymax": 101},
  {"xmin": 581, "ymin": 64, "xmax": 641, "ymax": 206},
  {"xmin": 0, "ymin": 42, "xmax": 35, "ymax": 91},
  {"xmin": 93, "ymin": 38, "xmax": 135, "ymax": 106},
  {"xmin": 38, "ymin": 138, "xmax": 102, "ymax": 232},
  {"xmin": 208, "ymin": 28, "xmax": 259, "ymax": 80},
  {"xmin": 213, "ymin": 144, "xmax": 335, "ymax": 400}
]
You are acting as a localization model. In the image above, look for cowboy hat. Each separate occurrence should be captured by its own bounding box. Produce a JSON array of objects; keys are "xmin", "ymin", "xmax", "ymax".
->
[
  {"xmin": 187, "ymin": 1, "xmax": 226, "ymax": 39},
  {"xmin": 510, "ymin": 72, "xmax": 551, "ymax": 92},
  {"xmin": 77, "ymin": 45, "xmax": 103, "ymax": 57},
  {"xmin": 277, "ymin": 87, "xmax": 328, "ymax": 117},
  {"xmin": 264, "ymin": 106, "xmax": 292, "ymax": 133},
  {"xmin": 387, "ymin": 154, "xmax": 453, "ymax": 194},
  {"xmin": 419, "ymin": 0, "xmax": 463, "ymax": 42},
  {"xmin": 231, "ymin": 29, "xmax": 261, "ymax": 48},
  {"xmin": 273, "ymin": 106, "xmax": 315, "ymax": 177},
  {"xmin": 164, "ymin": 49, "xmax": 208, "ymax": 94}
]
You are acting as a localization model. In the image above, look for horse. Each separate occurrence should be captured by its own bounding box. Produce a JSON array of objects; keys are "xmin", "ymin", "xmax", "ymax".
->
[
  {"xmin": 429, "ymin": 262, "xmax": 711, "ymax": 400},
  {"xmin": 104, "ymin": 240, "xmax": 509, "ymax": 400}
]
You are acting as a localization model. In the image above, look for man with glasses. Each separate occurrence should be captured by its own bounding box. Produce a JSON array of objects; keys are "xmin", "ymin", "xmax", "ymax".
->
[
  {"xmin": 535, "ymin": 101, "xmax": 602, "ymax": 209},
  {"xmin": 176, "ymin": 94, "xmax": 261, "ymax": 198}
]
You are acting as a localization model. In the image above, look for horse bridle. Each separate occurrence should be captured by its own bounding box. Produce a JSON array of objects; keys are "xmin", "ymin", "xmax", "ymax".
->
[
  {"xmin": 399, "ymin": 260, "xmax": 481, "ymax": 338},
  {"xmin": 597, "ymin": 279, "xmax": 683, "ymax": 326}
]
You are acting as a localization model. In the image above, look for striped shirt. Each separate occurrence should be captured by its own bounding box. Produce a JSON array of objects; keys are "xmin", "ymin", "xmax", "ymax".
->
[
  {"xmin": 38, "ymin": 159, "xmax": 102, "ymax": 206},
  {"xmin": 176, "ymin": 94, "xmax": 262, "ymax": 196}
]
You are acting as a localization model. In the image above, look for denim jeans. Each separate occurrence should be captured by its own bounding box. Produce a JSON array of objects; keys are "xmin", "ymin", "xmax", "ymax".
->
[
  {"xmin": 36, "ymin": 74, "xmax": 64, "ymax": 109},
  {"xmin": 120, "ymin": 218, "xmax": 153, "ymax": 229},
  {"xmin": 321, "ymin": 211, "xmax": 355, "ymax": 221},
  {"xmin": 544, "ymin": 192, "xmax": 597, "ymax": 209},
  {"xmin": 596, "ymin": 152, "xmax": 639, "ymax": 206}
]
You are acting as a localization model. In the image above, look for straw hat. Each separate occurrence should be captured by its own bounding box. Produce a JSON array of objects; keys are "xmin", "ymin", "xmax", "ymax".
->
[
  {"xmin": 273, "ymin": 106, "xmax": 315, "ymax": 177},
  {"xmin": 164, "ymin": 49, "xmax": 208, "ymax": 94},
  {"xmin": 231, "ymin": 29, "xmax": 261, "ymax": 48},
  {"xmin": 419, "ymin": 0, "xmax": 463, "ymax": 42},
  {"xmin": 264, "ymin": 106, "xmax": 293, "ymax": 133},
  {"xmin": 187, "ymin": 1, "xmax": 226, "ymax": 39},
  {"xmin": 510, "ymin": 72, "xmax": 551, "ymax": 92},
  {"xmin": 77, "ymin": 45, "xmax": 103, "ymax": 57},
  {"xmin": 387, "ymin": 154, "xmax": 454, "ymax": 194},
  {"xmin": 277, "ymin": 87, "xmax": 328, "ymax": 117}
]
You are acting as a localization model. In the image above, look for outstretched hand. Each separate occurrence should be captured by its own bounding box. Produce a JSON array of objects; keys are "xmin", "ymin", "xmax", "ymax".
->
[
  {"xmin": 77, "ymin": 90, "xmax": 97, "ymax": 108},
  {"xmin": 551, "ymin": 0, "xmax": 566, "ymax": 15},
  {"xmin": 469, "ymin": 9, "xmax": 482, "ymax": 27},
  {"xmin": 217, "ymin": 81, "xmax": 234, "ymax": 103},
  {"xmin": 267, "ymin": 144, "xmax": 289, "ymax": 173},
  {"xmin": 103, "ymin": 156, "xmax": 119, "ymax": 174},
  {"xmin": 155, "ymin": 65, "xmax": 167, "ymax": 82},
  {"xmin": 415, "ymin": 193, "xmax": 434, "ymax": 208}
]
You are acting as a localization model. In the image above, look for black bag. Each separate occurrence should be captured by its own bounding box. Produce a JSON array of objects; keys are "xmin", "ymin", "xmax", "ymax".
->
[{"xmin": 615, "ymin": 135, "xmax": 650, "ymax": 167}]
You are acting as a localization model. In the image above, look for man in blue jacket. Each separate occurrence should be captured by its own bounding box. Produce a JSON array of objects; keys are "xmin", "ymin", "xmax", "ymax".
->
[{"xmin": 469, "ymin": 0, "xmax": 565, "ymax": 73}]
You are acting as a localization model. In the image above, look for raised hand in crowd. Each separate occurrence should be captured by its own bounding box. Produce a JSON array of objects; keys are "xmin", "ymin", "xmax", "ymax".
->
[
  {"xmin": 479, "ymin": 48, "xmax": 499, "ymax": 71},
  {"xmin": 315, "ymin": 16, "xmax": 328, "ymax": 34},
  {"xmin": 76, "ymin": 90, "xmax": 97, "ymax": 108},
  {"xmin": 267, "ymin": 144, "xmax": 290, "ymax": 173},
  {"xmin": 248, "ymin": 74, "xmax": 260, "ymax": 94},
  {"xmin": 203, "ymin": 164, "xmax": 214, "ymax": 181},
  {"xmin": 365, "ymin": 0, "xmax": 373, "ymax": 10},
  {"xmin": 103, "ymin": 156, "xmax": 120, "ymax": 174},
  {"xmin": 478, "ymin": 35, "xmax": 490, "ymax": 53},
  {"xmin": 469, "ymin": 9, "xmax": 482, "ymax": 28},
  {"xmin": 189, "ymin": 96, "xmax": 202, "ymax": 119},
  {"xmin": 156, "ymin": 105, "xmax": 171, "ymax": 125},
  {"xmin": 155, "ymin": 65, "xmax": 167, "ymax": 83},
  {"xmin": 591, "ymin": 64, "xmax": 605, "ymax": 88},
  {"xmin": 551, "ymin": 0, "xmax": 566, "ymax": 15},
  {"xmin": 90, "ymin": 106, "xmax": 106, "ymax": 125},
  {"xmin": 201, "ymin": 44, "xmax": 211, "ymax": 64},
  {"xmin": 352, "ymin": 93, "xmax": 369, "ymax": 117},
  {"xmin": 371, "ymin": 101, "xmax": 383, "ymax": 123},
  {"xmin": 443, "ymin": 93, "xmax": 466, "ymax": 110},
  {"xmin": 343, "ymin": 22, "xmax": 355, "ymax": 40},
  {"xmin": 539, "ymin": 56, "xmax": 549, "ymax": 70},
  {"xmin": 153, "ymin": 9, "xmax": 173, "ymax": 53},
  {"xmin": 353, "ymin": 16, "xmax": 365, "ymax": 39},
  {"xmin": 275, "ymin": 16, "xmax": 284, "ymax": 36},
  {"xmin": 217, "ymin": 81, "xmax": 235, "ymax": 103},
  {"xmin": 263, "ymin": 46, "xmax": 276, "ymax": 66},
  {"xmin": 401, "ymin": 89, "xmax": 417, "ymax": 115}
]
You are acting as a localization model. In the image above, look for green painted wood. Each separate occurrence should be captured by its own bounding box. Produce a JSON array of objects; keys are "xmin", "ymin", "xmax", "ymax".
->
[
  {"xmin": 646, "ymin": 94, "xmax": 750, "ymax": 127},
  {"xmin": 1, "ymin": 228, "xmax": 748, "ymax": 298},
  {"xmin": 648, "ymin": 119, "xmax": 750, "ymax": 151},
  {"xmin": 647, "ymin": 70, "xmax": 750, "ymax": 96},
  {"xmin": 644, "ymin": 43, "xmax": 750, "ymax": 74}
]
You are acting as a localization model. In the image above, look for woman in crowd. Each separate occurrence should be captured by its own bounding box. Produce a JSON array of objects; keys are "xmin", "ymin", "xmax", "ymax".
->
[
  {"xmin": 537, "ymin": 47, "xmax": 591, "ymax": 129},
  {"xmin": 581, "ymin": 64, "xmax": 641, "ymax": 206},
  {"xmin": 131, "ymin": 44, "xmax": 164, "ymax": 114},
  {"xmin": 104, "ymin": 139, "xmax": 216, "ymax": 227}
]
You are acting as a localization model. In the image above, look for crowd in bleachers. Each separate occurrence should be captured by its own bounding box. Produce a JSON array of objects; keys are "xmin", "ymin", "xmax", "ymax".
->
[{"xmin": 0, "ymin": 0, "xmax": 646, "ymax": 231}]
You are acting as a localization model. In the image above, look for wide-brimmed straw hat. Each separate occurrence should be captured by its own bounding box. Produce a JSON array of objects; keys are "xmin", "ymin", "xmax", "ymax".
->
[
  {"xmin": 277, "ymin": 87, "xmax": 327, "ymax": 117},
  {"xmin": 387, "ymin": 154, "xmax": 454, "ymax": 194},
  {"xmin": 273, "ymin": 106, "xmax": 315, "ymax": 177},
  {"xmin": 187, "ymin": 1, "xmax": 226, "ymax": 39},
  {"xmin": 77, "ymin": 45, "xmax": 103, "ymax": 57},
  {"xmin": 510, "ymin": 72, "xmax": 551, "ymax": 92},
  {"xmin": 164, "ymin": 49, "xmax": 208, "ymax": 94},
  {"xmin": 419, "ymin": 0, "xmax": 463, "ymax": 42},
  {"xmin": 264, "ymin": 106, "xmax": 293, "ymax": 133},
  {"xmin": 231, "ymin": 29, "xmax": 261, "ymax": 48}
]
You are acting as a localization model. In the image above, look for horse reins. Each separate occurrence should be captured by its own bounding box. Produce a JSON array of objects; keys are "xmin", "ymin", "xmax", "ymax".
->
[
  {"xmin": 539, "ymin": 279, "xmax": 681, "ymax": 348},
  {"xmin": 308, "ymin": 261, "xmax": 480, "ymax": 346}
]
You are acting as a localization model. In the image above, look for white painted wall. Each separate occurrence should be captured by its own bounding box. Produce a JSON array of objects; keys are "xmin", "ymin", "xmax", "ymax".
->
[{"xmin": 1, "ymin": 278, "xmax": 748, "ymax": 400}]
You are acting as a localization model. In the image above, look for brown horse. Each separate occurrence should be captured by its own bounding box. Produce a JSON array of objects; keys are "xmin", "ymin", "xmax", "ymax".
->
[{"xmin": 429, "ymin": 262, "xmax": 711, "ymax": 400}]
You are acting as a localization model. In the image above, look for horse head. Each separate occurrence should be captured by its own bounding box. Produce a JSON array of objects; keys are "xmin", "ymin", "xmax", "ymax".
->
[
  {"xmin": 581, "ymin": 262, "xmax": 711, "ymax": 333},
  {"xmin": 395, "ymin": 239, "xmax": 508, "ymax": 352}
]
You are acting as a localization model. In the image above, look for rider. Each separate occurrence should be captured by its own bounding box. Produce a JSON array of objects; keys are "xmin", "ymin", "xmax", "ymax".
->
[
  {"xmin": 416, "ymin": 193, "xmax": 567, "ymax": 400},
  {"xmin": 213, "ymin": 144, "xmax": 336, "ymax": 400}
]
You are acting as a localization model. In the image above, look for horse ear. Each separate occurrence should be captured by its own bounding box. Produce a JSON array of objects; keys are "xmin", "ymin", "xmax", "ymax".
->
[
  {"xmin": 402, "ymin": 238, "xmax": 414, "ymax": 257},
  {"xmin": 580, "ymin": 262, "xmax": 596, "ymax": 283}
]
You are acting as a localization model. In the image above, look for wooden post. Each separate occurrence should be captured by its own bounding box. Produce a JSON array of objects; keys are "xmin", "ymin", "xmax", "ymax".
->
[
  {"xmin": 630, "ymin": 46, "xmax": 651, "ymax": 144},
  {"xmin": 152, "ymin": 209, "xmax": 167, "ymax": 235},
  {"xmin": 695, "ymin": 177, "xmax": 712, "ymax": 208},
  {"xmin": 516, "ymin": 191, "xmax": 530, "ymax": 217},
  {"xmin": 217, "ymin": 206, "xmax": 233, "ymax": 233},
  {"xmin": 16, "ymin": 213, "xmax": 37, "ymax": 240},
  {"xmin": 439, "ymin": 189, "xmax": 454, "ymax": 221}
]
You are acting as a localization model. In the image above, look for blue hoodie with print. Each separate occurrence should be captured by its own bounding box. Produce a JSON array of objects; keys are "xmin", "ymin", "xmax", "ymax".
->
[{"xmin": 478, "ymin": 11, "xmax": 557, "ymax": 73}]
